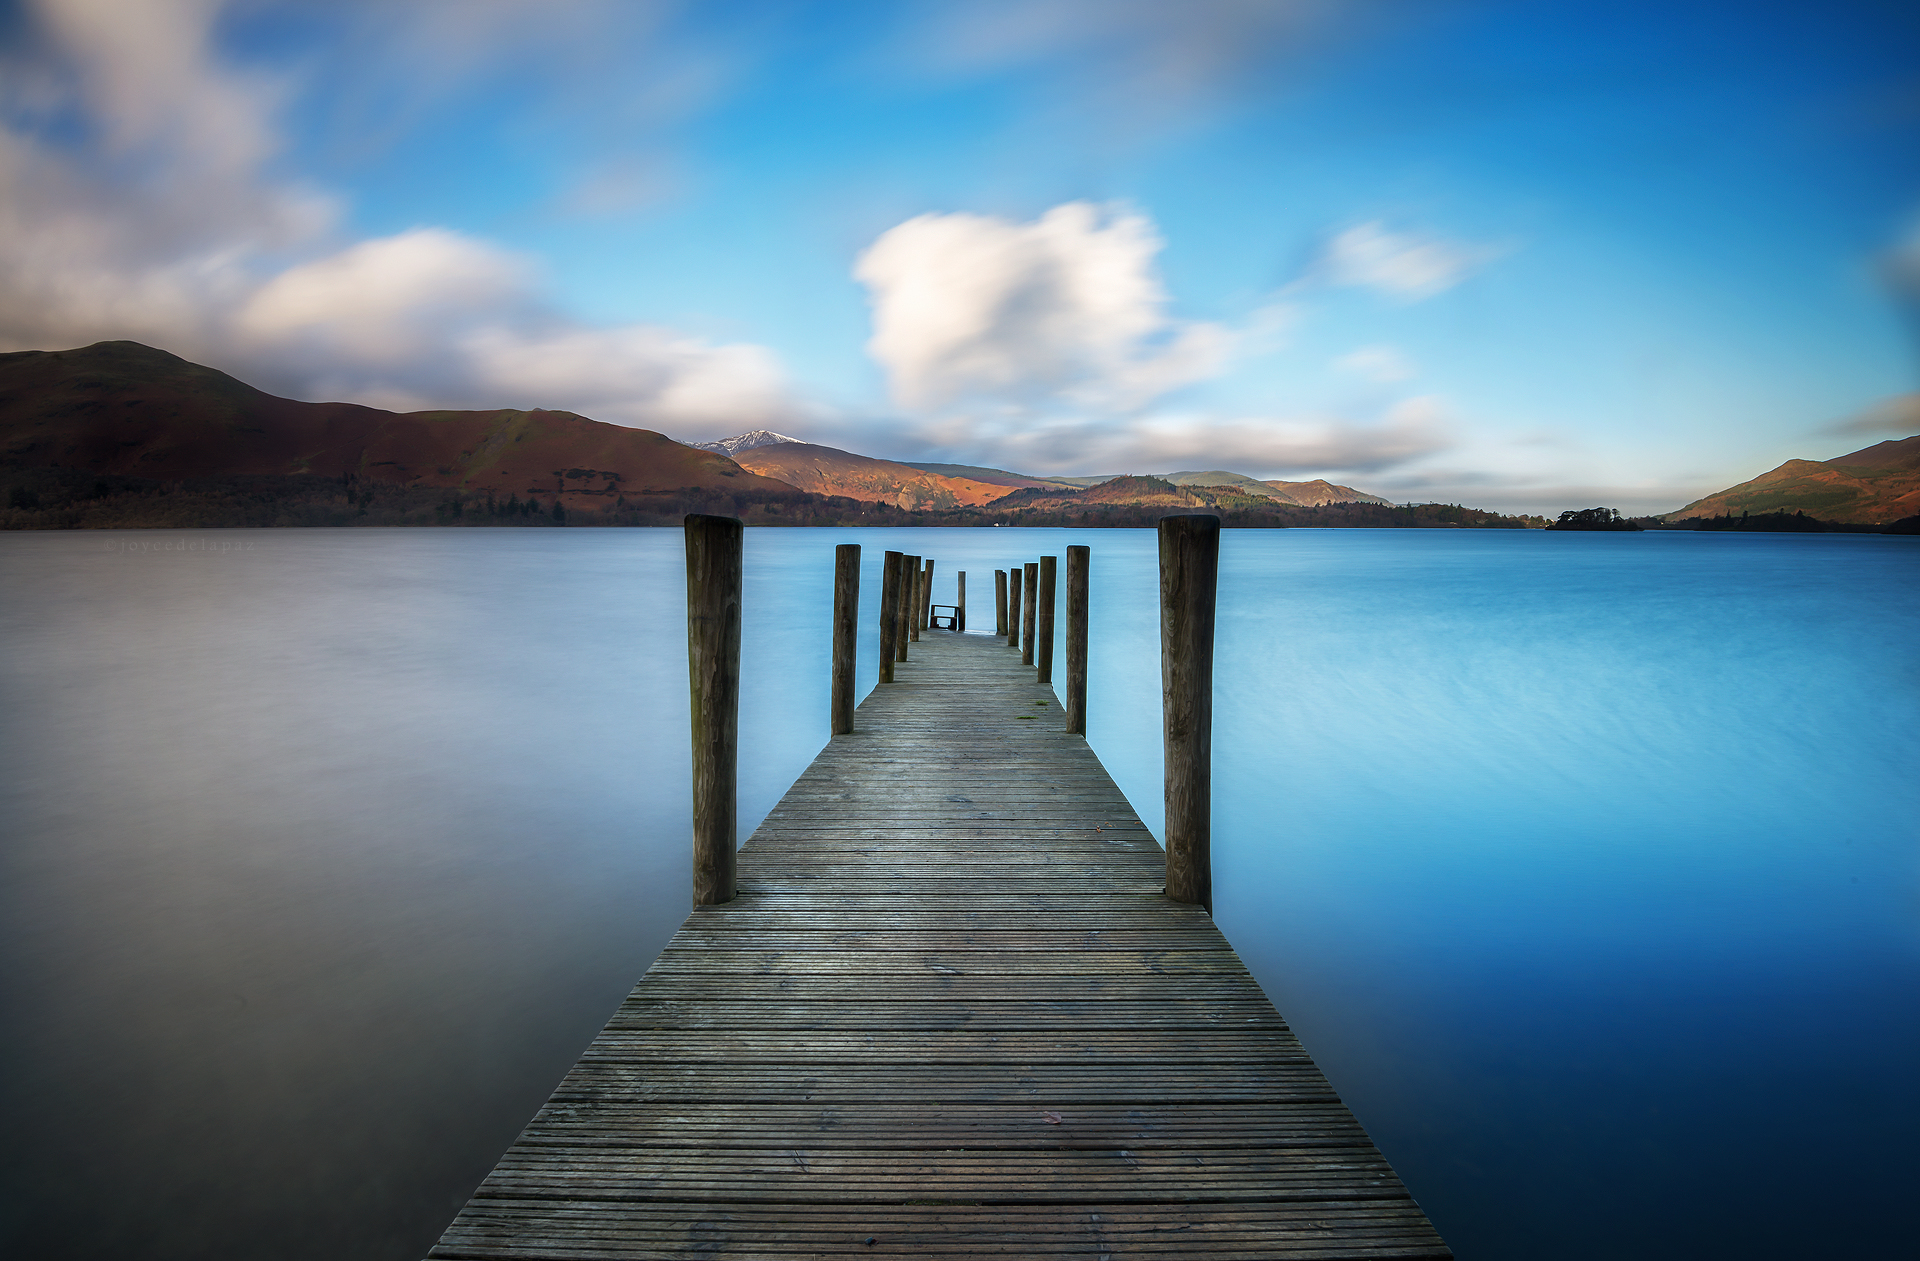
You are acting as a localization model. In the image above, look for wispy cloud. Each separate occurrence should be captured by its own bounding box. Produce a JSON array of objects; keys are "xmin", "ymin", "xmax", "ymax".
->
[
  {"xmin": 896, "ymin": 0, "xmax": 1397, "ymax": 130},
  {"xmin": 890, "ymin": 394, "xmax": 1452, "ymax": 480},
  {"xmin": 1308, "ymin": 221, "xmax": 1504, "ymax": 301},
  {"xmin": 1884, "ymin": 215, "xmax": 1920, "ymax": 298},
  {"xmin": 1824, "ymin": 393, "xmax": 1920, "ymax": 437},
  {"xmin": 296, "ymin": 1, "xmax": 721, "ymax": 163},
  {"xmin": 1332, "ymin": 343, "xmax": 1416, "ymax": 382}
]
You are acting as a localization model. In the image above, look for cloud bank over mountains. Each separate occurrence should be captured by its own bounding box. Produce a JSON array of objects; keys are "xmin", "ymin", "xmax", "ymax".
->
[
  {"xmin": 853, "ymin": 200, "xmax": 1478, "ymax": 477},
  {"xmin": 0, "ymin": 0, "xmax": 804, "ymax": 431},
  {"xmin": 0, "ymin": 0, "xmax": 1489, "ymax": 488}
]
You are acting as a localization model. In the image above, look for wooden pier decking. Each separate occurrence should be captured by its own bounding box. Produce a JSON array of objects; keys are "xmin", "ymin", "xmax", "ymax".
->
[{"xmin": 430, "ymin": 629, "xmax": 1449, "ymax": 1259}]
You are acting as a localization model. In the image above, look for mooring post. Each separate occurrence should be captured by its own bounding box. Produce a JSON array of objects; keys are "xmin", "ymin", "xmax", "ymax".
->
[
  {"xmin": 923, "ymin": 560, "xmax": 936, "ymax": 632},
  {"xmin": 1065, "ymin": 545, "xmax": 1089, "ymax": 735},
  {"xmin": 1036, "ymin": 555, "xmax": 1057, "ymax": 685},
  {"xmin": 1160, "ymin": 515, "xmax": 1219, "ymax": 913},
  {"xmin": 909, "ymin": 559, "xmax": 923, "ymax": 642},
  {"xmin": 878, "ymin": 550, "xmax": 902, "ymax": 683},
  {"xmin": 1007, "ymin": 565, "xmax": 1022, "ymax": 650},
  {"xmin": 898, "ymin": 555, "xmax": 918, "ymax": 656},
  {"xmin": 1021, "ymin": 562, "xmax": 1038, "ymax": 667},
  {"xmin": 684, "ymin": 513, "xmax": 741, "ymax": 906},
  {"xmin": 957, "ymin": 571, "xmax": 967, "ymax": 631},
  {"xmin": 831, "ymin": 543, "xmax": 859, "ymax": 732},
  {"xmin": 995, "ymin": 570, "xmax": 1009, "ymax": 637}
]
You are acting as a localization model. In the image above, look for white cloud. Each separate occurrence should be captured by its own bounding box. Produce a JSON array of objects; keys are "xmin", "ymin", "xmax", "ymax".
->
[
  {"xmin": 855, "ymin": 201, "xmax": 1233, "ymax": 413},
  {"xmin": 1311, "ymin": 221, "xmax": 1501, "ymax": 301},
  {"xmin": 461, "ymin": 324, "xmax": 800, "ymax": 430},
  {"xmin": 236, "ymin": 230, "xmax": 536, "ymax": 367},
  {"xmin": 1332, "ymin": 343, "xmax": 1416, "ymax": 382},
  {"xmin": 230, "ymin": 228, "xmax": 804, "ymax": 429},
  {"xmin": 0, "ymin": 0, "xmax": 809, "ymax": 434},
  {"xmin": 846, "ymin": 201, "xmax": 1467, "ymax": 480}
]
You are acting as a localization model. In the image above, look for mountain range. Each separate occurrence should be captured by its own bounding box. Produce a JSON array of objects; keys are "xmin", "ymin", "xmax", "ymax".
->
[
  {"xmin": 6, "ymin": 339, "xmax": 1910, "ymax": 530},
  {"xmin": 0, "ymin": 340, "xmax": 1404, "ymax": 522},
  {"xmin": 684, "ymin": 431, "xmax": 1393, "ymax": 511}
]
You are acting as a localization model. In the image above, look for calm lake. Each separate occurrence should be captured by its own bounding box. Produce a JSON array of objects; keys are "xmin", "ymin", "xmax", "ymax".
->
[{"xmin": 2, "ymin": 526, "xmax": 1915, "ymax": 1259}]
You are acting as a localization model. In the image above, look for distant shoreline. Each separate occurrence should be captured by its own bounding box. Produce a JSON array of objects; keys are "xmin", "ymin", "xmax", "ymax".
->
[{"xmin": 1, "ymin": 467, "xmax": 1552, "ymax": 532}]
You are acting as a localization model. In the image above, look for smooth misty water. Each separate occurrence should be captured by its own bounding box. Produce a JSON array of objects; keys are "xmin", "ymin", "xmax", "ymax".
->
[{"xmin": 1, "ymin": 526, "xmax": 1914, "ymax": 1259}]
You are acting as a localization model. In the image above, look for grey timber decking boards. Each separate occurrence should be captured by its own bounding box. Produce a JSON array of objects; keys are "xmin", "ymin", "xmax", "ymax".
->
[{"xmin": 430, "ymin": 631, "xmax": 1448, "ymax": 1260}]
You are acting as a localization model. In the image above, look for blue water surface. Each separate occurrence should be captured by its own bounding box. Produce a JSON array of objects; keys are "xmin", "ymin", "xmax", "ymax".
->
[{"xmin": 0, "ymin": 526, "xmax": 1914, "ymax": 1259}]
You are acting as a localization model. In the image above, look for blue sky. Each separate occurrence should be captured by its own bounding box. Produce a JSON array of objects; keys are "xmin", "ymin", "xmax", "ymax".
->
[{"xmin": 2, "ymin": 0, "xmax": 1915, "ymax": 513}]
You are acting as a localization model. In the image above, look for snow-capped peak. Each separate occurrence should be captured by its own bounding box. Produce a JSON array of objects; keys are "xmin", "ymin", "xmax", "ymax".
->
[{"xmin": 690, "ymin": 430, "xmax": 806, "ymax": 457}]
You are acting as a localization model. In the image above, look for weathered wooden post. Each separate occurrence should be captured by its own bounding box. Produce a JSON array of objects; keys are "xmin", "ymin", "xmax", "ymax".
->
[
  {"xmin": 898, "ymin": 554, "xmax": 918, "ymax": 657},
  {"xmin": 1035, "ymin": 555, "xmax": 1057, "ymax": 685},
  {"xmin": 1065, "ymin": 545, "xmax": 1089, "ymax": 735},
  {"xmin": 909, "ymin": 558, "xmax": 923, "ymax": 642},
  {"xmin": 957, "ymin": 571, "xmax": 967, "ymax": 631},
  {"xmin": 831, "ymin": 543, "xmax": 859, "ymax": 733},
  {"xmin": 1007, "ymin": 565, "xmax": 1022, "ymax": 649},
  {"xmin": 878, "ymin": 549, "xmax": 902, "ymax": 683},
  {"xmin": 684, "ymin": 513, "xmax": 741, "ymax": 906},
  {"xmin": 995, "ymin": 570, "xmax": 1009, "ymax": 637},
  {"xmin": 1021, "ymin": 562, "xmax": 1038, "ymax": 667},
  {"xmin": 922, "ymin": 560, "xmax": 936, "ymax": 632},
  {"xmin": 1160, "ymin": 515, "xmax": 1219, "ymax": 913}
]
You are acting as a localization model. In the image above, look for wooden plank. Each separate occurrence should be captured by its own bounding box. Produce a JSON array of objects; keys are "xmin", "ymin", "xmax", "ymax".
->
[
  {"xmin": 431, "ymin": 630, "xmax": 1448, "ymax": 1260},
  {"xmin": 606, "ymin": 1001, "xmax": 1289, "ymax": 1032}
]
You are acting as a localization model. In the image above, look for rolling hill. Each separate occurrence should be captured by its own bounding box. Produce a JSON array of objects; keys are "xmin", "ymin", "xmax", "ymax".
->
[
  {"xmin": 1001, "ymin": 470, "xmax": 1389, "ymax": 505},
  {"xmin": 726, "ymin": 442, "xmax": 1013, "ymax": 509},
  {"xmin": 990, "ymin": 475, "xmax": 1236, "ymax": 513},
  {"xmin": 898, "ymin": 461, "xmax": 1079, "ymax": 490},
  {"xmin": 0, "ymin": 341, "xmax": 798, "ymax": 514},
  {"xmin": 1153, "ymin": 470, "xmax": 1390, "ymax": 506},
  {"xmin": 1666, "ymin": 434, "xmax": 1920, "ymax": 524},
  {"xmin": 1260, "ymin": 478, "xmax": 1393, "ymax": 507}
]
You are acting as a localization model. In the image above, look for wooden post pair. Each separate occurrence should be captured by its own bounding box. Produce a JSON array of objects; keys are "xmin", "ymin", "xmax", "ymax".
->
[
  {"xmin": 905, "ymin": 556, "xmax": 923, "ymax": 644},
  {"xmin": 881, "ymin": 551, "xmax": 945, "ymax": 668},
  {"xmin": 997, "ymin": 554, "xmax": 1086, "ymax": 735},
  {"xmin": 879, "ymin": 550, "xmax": 917, "ymax": 673},
  {"xmin": 1005, "ymin": 560, "xmax": 1055, "ymax": 685},
  {"xmin": 686, "ymin": 515, "xmax": 1215, "ymax": 920},
  {"xmin": 684, "ymin": 515, "xmax": 869, "ymax": 905},
  {"xmin": 1006, "ymin": 564, "xmax": 1023, "ymax": 652},
  {"xmin": 989, "ymin": 525, "xmax": 1218, "ymax": 916}
]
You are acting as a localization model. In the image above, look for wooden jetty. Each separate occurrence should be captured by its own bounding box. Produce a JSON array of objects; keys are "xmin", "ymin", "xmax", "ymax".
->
[{"xmin": 429, "ymin": 534, "xmax": 1448, "ymax": 1260}]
